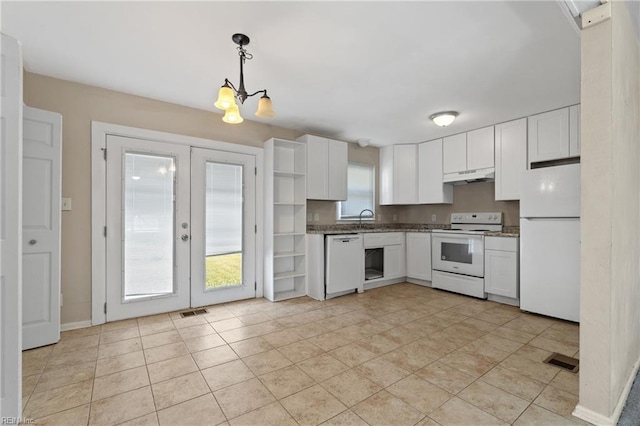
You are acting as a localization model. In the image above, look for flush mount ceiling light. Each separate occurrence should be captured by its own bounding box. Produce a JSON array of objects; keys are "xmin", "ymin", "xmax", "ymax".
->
[
  {"xmin": 430, "ymin": 111, "xmax": 459, "ymax": 127},
  {"xmin": 214, "ymin": 33, "xmax": 275, "ymax": 124}
]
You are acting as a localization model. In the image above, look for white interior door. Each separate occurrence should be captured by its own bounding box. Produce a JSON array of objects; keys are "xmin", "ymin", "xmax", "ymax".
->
[
  {"xmin": 0, "ymin": 32, "xmax": 23, "ymax": 419},
  {"xmin": 22, "ymin": 106, "xmax": 62, "ymax": 350},
  {"xmin": 106, "ymin": 135, "xmax": 191, "ymax": 321},
  {"xmin": 190, "ymin": 148, "xmax": 256, "ymax": 306}
]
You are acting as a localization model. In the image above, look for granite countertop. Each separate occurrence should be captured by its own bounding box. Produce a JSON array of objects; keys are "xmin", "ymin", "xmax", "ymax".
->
[{"xmin": 307, "ymin": 223, "xmax": 520, "ymax": 237}]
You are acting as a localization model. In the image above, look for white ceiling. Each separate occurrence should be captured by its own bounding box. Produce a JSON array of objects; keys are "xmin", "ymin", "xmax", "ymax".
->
[{"xmin": 2, "ymin": 1, "xmax": 580, "ymax": 147}]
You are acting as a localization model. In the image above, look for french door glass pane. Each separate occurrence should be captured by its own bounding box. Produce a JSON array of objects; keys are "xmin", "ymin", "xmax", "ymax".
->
[
  {"xmin": 205, "ymin": 162, "xmax": 243, "ymax": 289},
  {"xmin": 123, "ymin": 153, "xmax": 175, "ymax": 299}
]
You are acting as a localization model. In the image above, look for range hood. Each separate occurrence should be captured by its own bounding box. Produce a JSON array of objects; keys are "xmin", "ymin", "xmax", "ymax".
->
[{"xmin": 442, "ymin": 168, "xmax": 495, "ymax": 185}]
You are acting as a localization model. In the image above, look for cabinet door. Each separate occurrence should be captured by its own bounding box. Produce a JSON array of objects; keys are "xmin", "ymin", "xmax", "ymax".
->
[
  {"xmin": 495, "ymin": 118, "xmax": 527, "ymax": 201},
  {"xmin": 484, "ymin": 249, "xmax": 518, "ymax": 298},
  {"xmin": 467, "ymin": 126, "xmax": 494, "ymax": 170},
  {"xmin": 418, "ymin": 139, "xmax": 453, "ymax": 204},
  {"xmin": 393, "ymin": 145, "xmax": 418, "ymax": 204},
  {"xmin": 383, "ymin": 244, "xmax": 405, "ymax": 279},
  {"xmin": 328, "ymin": 139, "xmax": 348, "ymax": 200},
  {"xmin": 301, "ymin": 135, "xmax": 328, "ymax": 199},
  {"xmin": 443, "ymin": 133, "xmax": 467, "ymax": 174},
  {"xmin": 406, "ymin": 233, "xmax": 431, "ymax": 281},
  {"xmin": 569, "ymin": 105, "xmax": 580, "ymax": 157},
  {"xmin": 379, "ymin": 146, "xmax": 394, "ymax": 205},
  {"xmin": 528, "ymin": 108, "xmax": 569, "ymax": 164}
]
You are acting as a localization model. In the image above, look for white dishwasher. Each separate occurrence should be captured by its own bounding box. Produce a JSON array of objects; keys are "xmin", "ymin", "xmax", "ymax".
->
[{"xmin": 325, "ymin": 234, "xmax": 364, "ymax": 295}]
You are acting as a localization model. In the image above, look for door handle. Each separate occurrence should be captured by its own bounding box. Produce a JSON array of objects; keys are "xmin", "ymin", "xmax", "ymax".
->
[
  {"xmin": 29, "ymin": 239, "xmax": 37, "ymax": 245},
  {"xmin": 181, "ymin": 234, "xmax": 190, "ymax": 242}
]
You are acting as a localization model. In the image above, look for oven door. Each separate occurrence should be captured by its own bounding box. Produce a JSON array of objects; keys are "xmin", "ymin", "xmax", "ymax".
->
[{"xmin": 432, "ymin": 233, "xmax": 484, "ymax": 277}]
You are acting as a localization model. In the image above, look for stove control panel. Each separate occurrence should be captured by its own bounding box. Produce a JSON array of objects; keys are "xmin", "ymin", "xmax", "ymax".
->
[{"xmin": 450, "ymin": 212, "xmax": 503, "ymax": 225}]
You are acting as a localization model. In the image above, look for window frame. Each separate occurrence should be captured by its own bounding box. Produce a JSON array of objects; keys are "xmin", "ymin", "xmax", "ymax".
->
[{"xmin": 337, "ymin": 162, "xmax": 376, "ymax": 221}]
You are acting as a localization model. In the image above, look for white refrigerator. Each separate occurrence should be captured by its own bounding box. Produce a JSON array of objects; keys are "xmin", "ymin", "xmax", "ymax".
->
[{"xmin": 520, "ymin": 163, "xmax": 580, "ymax": 322}]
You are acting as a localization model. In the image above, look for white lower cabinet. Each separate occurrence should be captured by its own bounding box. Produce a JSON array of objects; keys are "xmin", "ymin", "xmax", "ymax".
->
[
  {"xmin": 484, "ymin": 237, "xmax": 519, "ymax": 301},
  {"xmin": 363, "ymin": 232, "xmax": 405, "ymax": 283},
  {"xmin": 406, "ymin": 233, "xmax": 431, "ymax": 281},
  {"xmin": 383, "ymin": 244, "xmax": 405, "ymax": 279}
]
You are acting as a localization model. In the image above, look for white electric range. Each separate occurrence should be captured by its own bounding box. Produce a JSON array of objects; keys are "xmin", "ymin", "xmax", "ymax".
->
[{"xmin": 431, "ymin": 212, "xmax": 503, "ymax": 299}]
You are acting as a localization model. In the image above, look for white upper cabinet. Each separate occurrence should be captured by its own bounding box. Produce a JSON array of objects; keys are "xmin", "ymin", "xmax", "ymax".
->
[
  {"xmin": 495, "ymin": 118, "xmax": 527, "ymax": 201},
  {"xmin": 442, "ymin": 133, "xmax": 467, "ymax": 174},
  {"xmin": 418, "ymin": 139, "xmax": 453, "ymax": 204},
  {"xmin": 443, "ymin": 126, "xmax": 494, "ymax": 179},
  {"xmin": 380, "ymin": 145, "xmax": 418, "ymax": 205},
  {"xmin": 569, "ymin": 104, "xmax": 581, "ymax": 157},
  {"xmin": 297, "ymin": 135, "xmax": 347, "ymax": 200},
  {"xmin": 528, "ymin": 107, "xmax": 570, "ymax": 165},
  {"xmin": 467, "ymin": 126, "xmax": 495, "ymax": 171},
  {"xmin": 327, "ymin": 139, "xmax": 348, "ymax": 200}
]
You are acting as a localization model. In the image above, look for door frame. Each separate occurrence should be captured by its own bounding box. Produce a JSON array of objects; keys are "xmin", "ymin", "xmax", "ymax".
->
[{"xmin": 91, "ymin": 121, "xmax": 264, "ymax": 326}]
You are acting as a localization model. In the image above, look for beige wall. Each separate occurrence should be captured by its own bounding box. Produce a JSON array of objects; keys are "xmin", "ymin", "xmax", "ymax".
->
[
  {"xmin": 579, "ymin": 1, "xmax": 640, "ymax": 421},
  {"xmin": 24, "ymin": 72, "xmax": 304, "ymax": 324},
  {"xmin": 399, "ymin": 182, "xmax": 520, "ymax": 227}
]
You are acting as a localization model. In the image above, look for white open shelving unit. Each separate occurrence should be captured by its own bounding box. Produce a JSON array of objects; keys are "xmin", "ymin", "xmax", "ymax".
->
[{"xmin": 264, "ymin": 138, "xmax": 307, "ymax": 301}]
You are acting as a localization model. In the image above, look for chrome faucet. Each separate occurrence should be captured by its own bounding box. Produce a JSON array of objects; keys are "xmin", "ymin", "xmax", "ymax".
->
[{"xmin": 358, "ymin": 209, "xmax": 375, "ymax": 227}]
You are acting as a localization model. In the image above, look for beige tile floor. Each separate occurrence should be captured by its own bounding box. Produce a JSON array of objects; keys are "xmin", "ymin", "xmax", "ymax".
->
[{"xmin": 22, "ymin": 283, "xmax": 587, "ymax": 426}]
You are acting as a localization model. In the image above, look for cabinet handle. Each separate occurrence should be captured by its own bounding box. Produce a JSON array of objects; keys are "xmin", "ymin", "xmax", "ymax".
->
[{"xmin": 29, "ymin": 239, "xmax": 37, "ymax": 245}]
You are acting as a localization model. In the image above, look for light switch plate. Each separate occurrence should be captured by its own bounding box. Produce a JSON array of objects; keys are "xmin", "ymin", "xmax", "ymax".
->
[
  {"xmin": 314, "ymin": 213, "xmax": 319, "ymax": 222},
  {"xmin": 307, "ymin": 213, "xmax": 313, "ymax": 222},
  {"xmin": 62, "ymin": 197, "xmax": 72, "ymax": 211},
  {"xmin": 431, "ymin": 214, "xmax": 437, "ymax": 222}
]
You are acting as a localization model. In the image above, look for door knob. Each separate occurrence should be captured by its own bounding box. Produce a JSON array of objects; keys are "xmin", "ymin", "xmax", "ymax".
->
[
  {"xmin": 181, "ymin": 234, "xmax": 190, "ymax": 241},
  {"xmin": 29, "ymin": 239, "xmax": 37, "ymax": 245}
]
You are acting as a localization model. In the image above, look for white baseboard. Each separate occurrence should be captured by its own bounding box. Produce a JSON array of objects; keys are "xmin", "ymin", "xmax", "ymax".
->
[
  {"xmin": 406, "ymin": 278, "xmax": 432, "ymax": 287},
  {"xmin": 60, "ymin": 320, "xmax": 93, "ymax": 332},
  {"xmin": 573, "ymin": 404, "xmax": 615, "ymax": 426},
  {"xmin": 573, "ymin": 352, "xmax": 640, "ymax": 425},
  {"xmin": 363, "ymin": 277, "xmax": 404, "ymax": 290},
  {"xmin": 487, "ymin": 294, "xmax": 520, "ymax": 306}
]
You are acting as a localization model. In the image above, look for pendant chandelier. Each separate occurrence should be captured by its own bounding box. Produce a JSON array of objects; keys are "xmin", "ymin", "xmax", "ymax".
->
[{"xmin": 214, "ymin": 33, "xmax": 275, "ymax": 124}]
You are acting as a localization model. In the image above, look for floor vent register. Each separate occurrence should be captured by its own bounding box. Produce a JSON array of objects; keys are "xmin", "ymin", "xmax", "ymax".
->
[
  {"xmin": 544, "ymin": 353, "xmax": 579, "ymax": 373},
  {"xmin": 179, "ymin": 308, "xmax": 208, "ymax": 318}
]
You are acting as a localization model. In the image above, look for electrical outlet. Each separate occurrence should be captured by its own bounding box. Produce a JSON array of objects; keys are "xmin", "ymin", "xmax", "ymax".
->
[
  {"xmin": 378, "ymin": 214, "xmax": 383, "ymax": 221},
  {"xmin": 393, "ymin": 214, "xmax": 397, "ymax": 221},
  {"xmin": 307, "ymin": 213, "xmax": 313, "ymax": 222},
  {"xmin": 431, "ymin": 214, "xmax": 437, "ymax": 222},
  {"xmin": 314, "ymin": 213, "xmax": 320, "ymax": 222}
]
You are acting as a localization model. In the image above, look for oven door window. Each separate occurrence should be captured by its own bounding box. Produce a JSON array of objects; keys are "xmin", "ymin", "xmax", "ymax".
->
[{"xmin": 441, "ymin": 242, "xmax": 473, "ymax": 264}]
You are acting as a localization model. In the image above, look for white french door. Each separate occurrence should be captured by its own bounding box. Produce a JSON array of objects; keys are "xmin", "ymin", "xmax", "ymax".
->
[
  {"xmin": 191, "ymin": 148, "xmax": 256, "ymax": 306},
  {"xmin": 106, "ymin": 135, "xmax": 191, "ymax": 320},
  {"xmin": 105, "ymin": 136, "xmax": 256, "ymax": 321}
]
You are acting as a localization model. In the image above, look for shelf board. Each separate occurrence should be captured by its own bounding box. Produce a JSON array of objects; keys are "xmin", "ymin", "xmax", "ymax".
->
[
  {"xmin": 274, "ymin": 170, "xmax": 305, "ymax": 178},
  {"xmin": 274, "ymin": 251, "xmax": 306, "ymax": 258},
  {"xmin": 274, "ymin": 232, "xmax": 306, "ymax": 237},
  {"xmin": 272, "ymin": 289, "xmax": 306, "ymax": 301},
  {"xmin": 274, "ymin": 202, "xmax": 305, "ymax": 206},
  {"xmin": 274, "ymin": 271, "xmax": 305, "ymax": 280}
]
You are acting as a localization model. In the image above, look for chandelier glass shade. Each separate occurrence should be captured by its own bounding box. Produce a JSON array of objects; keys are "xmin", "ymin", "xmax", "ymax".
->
[{"xmin": 214, "ymin": 33, "xmax": 275, "ymax": 124}]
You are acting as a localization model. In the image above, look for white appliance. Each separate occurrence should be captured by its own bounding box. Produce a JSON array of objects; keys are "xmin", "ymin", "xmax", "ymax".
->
[
  {"xmin": 325, "ymin": 234, "xmax": 364, "ymax": 295},
  {"xmin": 432, "ymin": 212, "xmax": 503, "ymax": 298},
  {"xmin": 520, "ymin": 163, "xmax": 580, "ymax": 322}
]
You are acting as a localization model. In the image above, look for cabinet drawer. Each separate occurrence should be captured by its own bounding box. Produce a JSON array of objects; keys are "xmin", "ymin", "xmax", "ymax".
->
[
  {"xmin": 364, "ymin": 232, "xmax": 404, "ymax": 248},
  {"xmin": 485, "ymin": 236, "xmax": 518, "ymax": 252}
]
